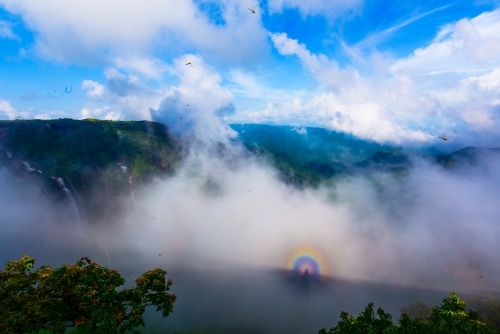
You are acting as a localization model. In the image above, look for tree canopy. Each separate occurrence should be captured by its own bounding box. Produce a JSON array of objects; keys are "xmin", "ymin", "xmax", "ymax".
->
[
  {"xmin": 0, "ymin": 254, "xmax": 176, "ymax": 334},
  {"xmin": 319, "ymin": 292, "xmax": 499, "ymax": 334}
]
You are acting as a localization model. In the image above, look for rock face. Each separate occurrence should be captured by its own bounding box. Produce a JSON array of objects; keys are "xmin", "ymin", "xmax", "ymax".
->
[{"xmin": 0, "ymin": 119, "xmax": 181, "ymax": 223}]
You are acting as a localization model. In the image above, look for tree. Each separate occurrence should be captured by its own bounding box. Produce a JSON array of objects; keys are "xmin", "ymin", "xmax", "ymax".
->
[
  {"xmin": 319, "ymin": 292, "xmax": 499, "ymax": 334},
  {"xmin": 467, "ymin": 295, "xmax": 500, "ymax": 330},
  {"xmin": 426, "ymin": 292, "xmax": 497, "ymax": 334},
  {"xmin": 400, "ymin": 301, "xmax": 431, "ymax": 323},
  {"xmin": 0, "ymin": 254, "xmax": 176, "ymax": 334},
  {"xmin": 318, "ymin": 302, "xmax": 397, "ymax": 334}
]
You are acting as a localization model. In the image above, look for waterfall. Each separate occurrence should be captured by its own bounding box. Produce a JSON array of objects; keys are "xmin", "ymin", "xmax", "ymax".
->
[
  {"xmin": 65, "ymin": 177, "xmax": 84, "ymax": 206},
  {"xmin": 22, "ymin": 161, "xmax": 37, "ymax": 172},
  {"xmin": 97, "ymin": 167, "xmax": 113, "ymax": 208},
  {"xmin": 129, "ymin": 176, "xmax": 137, "ymax": 210},
  {"xmin": 54, "ymin": 177, "xmax": 83, "ymax": 236},
  {"xmin": 118, "ymin": 163, "xmax": 127, "ymax": 173}
]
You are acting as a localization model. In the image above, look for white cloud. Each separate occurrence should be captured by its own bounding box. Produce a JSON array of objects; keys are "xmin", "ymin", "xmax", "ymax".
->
[
  {"xmin": 151, "ymin": 54, "xmax": 235, "ymax": 143},
  {"xmin": 80, "ymin": 107, "xmax": 120, "ymax": 120},
  {"xmin": 392, "ymin": 9, "xmax": 500, "ymax": 75},
  {"xmin": 252, "ymin": 11, "xmax": 500, "ymax": 146},
  {"xmin": 355, "ymin": 4, "xmax": 453, "ymax": 49},
  {"xmin": 112, "ymin": 57, "xmax": 168, "ymax": 79},
  {"xmin": 0, "ymin": 0, "xmax": 269, "ymax": 65},
  {"xmin": 81, "ymin": 80, "xmax": 105, "ymax": 98},
  {"xmin": 0, "ymin": 20, "xmax": 18, "ymax": 40},
  {"xmin": 0, "ymin": 99, "xmax": 21, "ymax": 119},
  {"xmin": 265, "ymin": 33, "xmax": 434, "ymax": 144},
  {"xmin": 267, "ymin": 0, "xmax": 364, "ymax": 18},
  {"xmin": 0, "ymin": 100, "xmax": 73, "ymax": 120}
]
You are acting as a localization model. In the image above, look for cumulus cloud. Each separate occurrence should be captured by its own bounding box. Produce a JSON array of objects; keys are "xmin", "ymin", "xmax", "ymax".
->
[
  {"xmin": 392, "ymin": 9, "xmax": 500, "ymax": 75},
  {"xmin": 81, "ymin": 80, "xmax": 105, "ymax": 98},
  {"xmin": 254, "ymin": 10, "xmax": 500, "ymax": 147},
  {"xmin": 0, "ymin": 99, "xmax": 73, "ymax": 120},
  {"xmin": 80, "ymin": 107, "xmax": 119, "ymax": 120},
  {"xmin": 267, "ymin": 0, "xmax": 364, "ymax": 18},
  {"xmin": 150, "ymin": 54, "xmax": 235, "ymax": 143},
  {"xmin": 0, "ymin": 99, "xmax": 20, "ymax": 119},
  {"xmin": 79, "ymin": 67, "xmax": 167, "ymax": 121},
  {"xmin": 0, "ymin": 0, "xmax": 269, "ymax": 65},
  {"xmin": 265, "ymin": 33, "xmax": 433, "ymax": 144}
]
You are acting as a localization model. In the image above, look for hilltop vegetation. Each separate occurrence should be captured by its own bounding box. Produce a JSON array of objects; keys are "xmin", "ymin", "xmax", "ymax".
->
[
  {"xmin": 319, "ymin": 292, "xmax": 500, "ymax": 334},
  {"xmin": 0, "ymin": 118, "xmax": 181, "ymax": 222},
  {"xmin": 1, "ymin": 119, "xmax": 499, "ymax": 222}
]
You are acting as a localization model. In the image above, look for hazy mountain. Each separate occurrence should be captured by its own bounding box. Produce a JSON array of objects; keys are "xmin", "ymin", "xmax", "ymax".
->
[
  {"xmin": 1, "ymin": 119, "xmax": 499, "ymax": 223},
  {"xmin": 230, "ymin": 124, "xmax": 389, "ymax": 165},
  {"xmin": 0, "ymin": 118, "xmax": 180, "ymax": 222}
]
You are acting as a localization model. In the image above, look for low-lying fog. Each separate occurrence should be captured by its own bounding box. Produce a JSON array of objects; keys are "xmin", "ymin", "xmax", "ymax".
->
[{"xmin": 1, "ymin": 139, "xmax": 500, "ymax": 333}]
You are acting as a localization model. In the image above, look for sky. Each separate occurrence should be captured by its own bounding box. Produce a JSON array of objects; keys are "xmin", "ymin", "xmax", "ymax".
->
[
  {"xmin": 2, "ymin": 2, "xmax": 500, "ymax": 329},
  {"xmin": 1, "ymin": 0, "xmax": 500, "ymax": 147}
]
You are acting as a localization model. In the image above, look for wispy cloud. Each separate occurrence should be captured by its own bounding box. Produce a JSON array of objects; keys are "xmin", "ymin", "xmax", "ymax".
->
[
  {"xmin": 355, "ymin": 4, "xmax": 455, "ymax": 49},
  {"xmin": 0, "ymin": 20, "xmax": 19, "ymax": 40}
]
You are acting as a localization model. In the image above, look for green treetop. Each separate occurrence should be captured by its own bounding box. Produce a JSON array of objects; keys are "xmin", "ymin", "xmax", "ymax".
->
[{"xmin": 0, "ymin": 254, "xmax": 176, "ymax": 334}]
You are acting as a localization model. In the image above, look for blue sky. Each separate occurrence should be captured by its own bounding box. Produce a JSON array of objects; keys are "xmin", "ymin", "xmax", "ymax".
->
[{"xmin": 0, "ymin": 0, "xmax": 500, "ymax": 148}]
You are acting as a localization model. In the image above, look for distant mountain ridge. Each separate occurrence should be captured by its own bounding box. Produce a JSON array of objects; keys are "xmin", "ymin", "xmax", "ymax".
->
[
  {"xmin": 1, "ymin": 119, "xmax": 498, "ymax": 222},
  {"xmin": 230, "ymin": 124, "xmax": 389, "ymax": 165}
]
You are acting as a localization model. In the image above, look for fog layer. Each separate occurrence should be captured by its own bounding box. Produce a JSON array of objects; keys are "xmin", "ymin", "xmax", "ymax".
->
[{"xmin": 1, "ymin": 138, "xmax": 500, "ymax": 332}]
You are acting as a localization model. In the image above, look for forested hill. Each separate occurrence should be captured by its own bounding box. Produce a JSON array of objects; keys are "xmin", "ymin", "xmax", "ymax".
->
[
  {"xmin": 1, "ymin": 119, "xmax": 498, "ymax": 223},
  {"xmin": 0, "ymin": 118, "xmax": 181, "ymax": 222}
]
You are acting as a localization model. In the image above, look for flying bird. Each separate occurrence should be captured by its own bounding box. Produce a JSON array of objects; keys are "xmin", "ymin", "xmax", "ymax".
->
[
  {"xmin": 152, "ymin": 217, "xmax": 155, "ymax": 219},
  {"xmin": 64, "ymin": 84, "xmax": 73, "ymax": 94},
  {"xmin": 159, "ymin": 254, "xmax": 162, "ymax": 256},
  {"xmin": 186, "ymin": 104, "xmax": 190, "ymax": 106},
  {"xmin": 186, "ymin": 62, "xmax": 191, "ymax": 65},
  {"xmin": 179, "ymin": 117, "xmax": 183, "ymax": 121},
  {"xmin": 248, "ymin": 8, "xmax": 255, "ymax": 13},
  {"xmin": 438, "ymin": 133, "xmax": 448, "ymax": 141},
  {"xmin": 218, "ymin": 142, "xmax": 223, "ymax": 146},
  {"xmin": 479, "ymin": 275, "xmax": 483, "ymax": 279}
]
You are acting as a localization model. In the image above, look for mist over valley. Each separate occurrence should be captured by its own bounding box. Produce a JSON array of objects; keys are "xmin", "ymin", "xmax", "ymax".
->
[{"xmin": 1, "ymin": 119, "xmax": 499, "ymax": 333}]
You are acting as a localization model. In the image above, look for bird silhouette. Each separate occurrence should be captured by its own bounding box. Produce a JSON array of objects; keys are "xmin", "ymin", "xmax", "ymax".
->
[
  {"xmin": 179, "ymin": 117, "xmax": 183, "ymax": 121},
  {"xmin": 248, "ymin": 8, "xmax": 255, "ymax": 13},
  {"xmin": 186, "ymin": 62, "xmax": 191, "ymax": 65},
  {"xmin": 438, "ymin": 133, "xmax": 448, "ymax": 141}
]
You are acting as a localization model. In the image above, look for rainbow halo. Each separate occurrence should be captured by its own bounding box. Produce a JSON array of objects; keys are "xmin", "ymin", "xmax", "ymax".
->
[{"xmin": 286, "ymin": 246, "xmax": 330, "ymax": 276}]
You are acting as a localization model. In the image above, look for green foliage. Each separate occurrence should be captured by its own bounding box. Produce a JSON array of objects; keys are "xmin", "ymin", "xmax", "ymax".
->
[
  {"xmin": 248, "ymin": 146, "xmax": 325, "ymax": 188},
  {"xmin": 0, "ymin": 254, "xmax": 176, "ymax": 334},
  {"xmin": 319, "ymin": 292, "xmax": 499, "ymax": 334},
  {"xmin": 400, "ymin": 301, "xmax": 431, "ymax": 322},
  {"xmin": 0, "ymin": 119, "xmax": 180, "ymax": 221},
  {"xmin": 318, "ymin": 302, "xmax": 397, "ymax": 334},
  {"xmin": 132, "ymin": 155, "xmax": 157, "ymax": 180},
  {"xmin": 0, "ymin": 119, "xmax": 179, "ymax": 183},
  {"xmin": 467, "ymin": 295, "xmax": 500, "ymax": 330}
]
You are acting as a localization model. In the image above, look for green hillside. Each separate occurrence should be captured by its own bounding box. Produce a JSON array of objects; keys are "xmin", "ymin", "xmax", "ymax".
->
[{"xmin": 0, "ymin": 118, "xmax": 181, "ymax": 222}]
